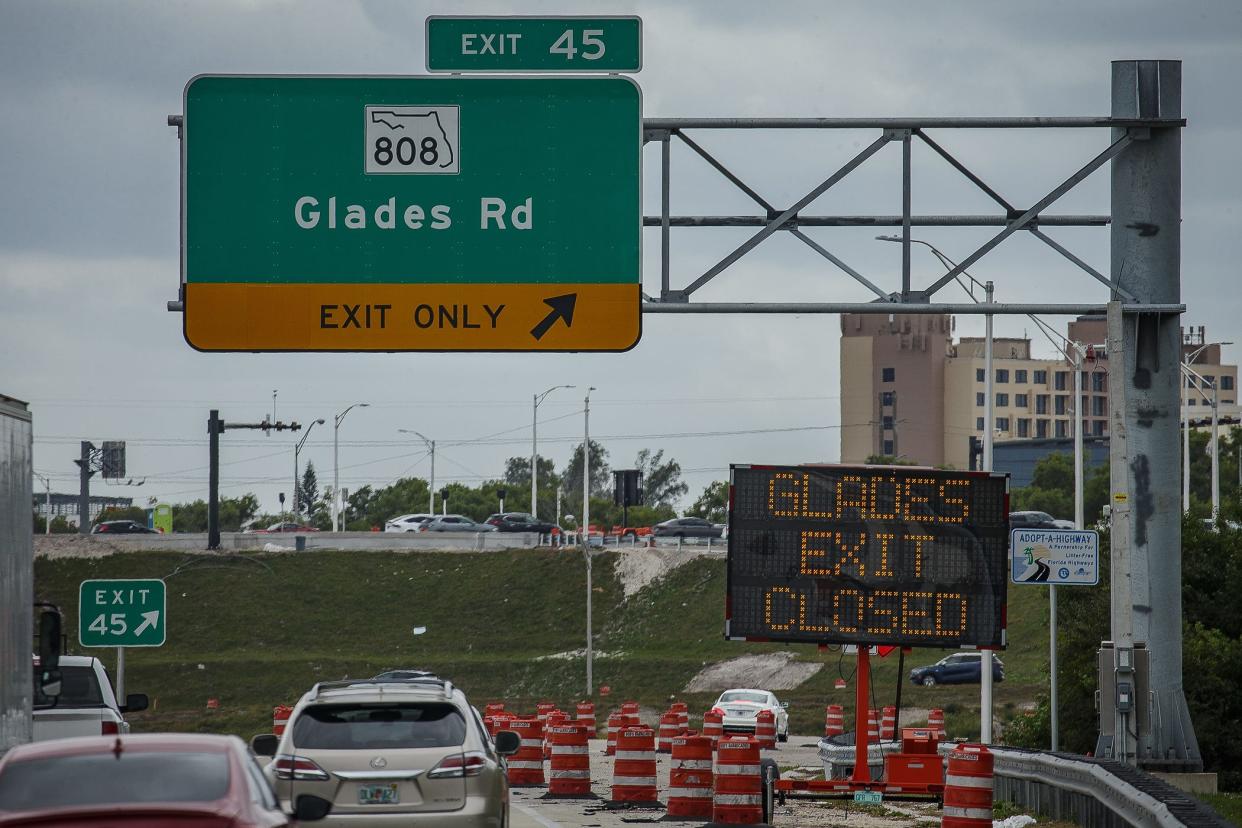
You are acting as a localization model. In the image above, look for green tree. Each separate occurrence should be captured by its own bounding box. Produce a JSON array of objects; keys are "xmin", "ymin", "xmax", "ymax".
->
[
  {"xmin": 1010, "ymin": 451, "xmax": 1110, "ymax": 524},
  {"xmin": 635, "ymin": 449, "xmax": 688, "ymax": 509},
  {"xmin": 561, "ymin": 440, "xmax": 610, "ymax": 517},
  {"xmin": 687, "ymin": 481, "xmax": 728, "ymax": 523},
  {"xmin": 170, "ymin": 494, "xmax": 259, "ymax": 532},
  {"xmin": 501, "ymin": 455, "xmax": 561, "ymax": 521},
  {"xmin": 298, "ymin": 461, "xmax": 320, "ymax": 518}
]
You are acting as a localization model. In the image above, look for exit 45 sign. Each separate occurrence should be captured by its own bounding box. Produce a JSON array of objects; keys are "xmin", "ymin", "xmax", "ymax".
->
[
  {"xmin": 79, "ymin": 579, "xmax": 167, "ymax": 648},
  {"xmin": 180, "ymin": 75, "xmax": 641, "ymax": 352}
]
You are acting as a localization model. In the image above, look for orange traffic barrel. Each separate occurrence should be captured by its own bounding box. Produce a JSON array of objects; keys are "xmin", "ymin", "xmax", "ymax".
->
[
  {"xmin": 485, "ymin": 702, "xmax": 505, "ymax": 716},
  {"xmin": 943, "ymin": 743, "xmax": 994, "ymax": 828},
  {"xmin": 545, "ymin": 710, "xmax": 569, "ymax": 759},
  {"xmin": 928, "ymin": 708, "xmax": 946, "ymax": 738},
  {"xmin": 667, "ymin": 734, "xmax": 714, "ymax": 819},
  {"xmin": 605, "ymin": 711, "xmax": 624, "ymax": 755},
  {"xmin": 713, "ymin": 736, "xmax": 763, "ymax": 824},
  {"xmin": 671, "ymin": 701, "xmax": 689, "ymax": 732},
  {"xmin": 824, "ymin": 704, "xmax": 844, "ymax": 737},
  {"xmin": 536, "ymin": 701, "xmax": 556, "ymax": 725},
  {"xmin": 610, "ymin": 726, "xmax": 660, "ymax": 806},
  {"xmin": 576, "ymin": 701, "xmax": 596, "ymax": 734},
  {"xmin": 620, "ymin": 700, "xmax": 641, "ymax": 724},
  {"xmin": 755, "ymin": 710, "xmax": 777, "ymax": 749},
  {"xmin": 866, "ymin": 708, "xmax": 880, "ymax": 744},
  {"xmin": 488, "ymin": 711, "xmax": 515, "ymax": 737},
  {"xmin": 505, "ymin": 717, "xmax": 546, "ymax": 787},
  {"xmin": 658, "ymin": 711, "xmax": 681, "ymax": 753},
  {"xmin": 702, "ymin": 709, "xmax": 724, "ymax": 746},
  {"xmin": 272, "ymin": 705, "xmax": 292, "ymax": 736},
  {"xmin": 547, "ymin": 722, "xmax": 594, "ymax": 798},
  {"xmin": 882, "ymin": 706, "xmax": 897, "ymax": 740}
]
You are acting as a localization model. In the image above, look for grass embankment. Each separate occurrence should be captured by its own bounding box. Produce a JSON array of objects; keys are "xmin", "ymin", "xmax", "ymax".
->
[{"xmin": 34, "ymin": 550, "xmax": 1050, "ymax": 741}]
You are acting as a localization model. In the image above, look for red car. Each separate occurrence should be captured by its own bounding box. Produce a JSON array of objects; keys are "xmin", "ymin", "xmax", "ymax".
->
[{"xmin": 0, "ymin": 733, "xmax": 331, "ymax": 827}]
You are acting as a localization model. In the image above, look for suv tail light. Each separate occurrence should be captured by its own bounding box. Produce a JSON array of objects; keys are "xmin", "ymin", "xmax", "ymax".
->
[
  {"xmin": 427, "ymin": 751, "xmax": 487, "ymax": 779},
  {"xmin": 101, "ymin": 721, "xmax": 119, "ymax": 735},
  {"xmin": 273, "ymin": 754, "xmax": 330, "ymax": 781}
]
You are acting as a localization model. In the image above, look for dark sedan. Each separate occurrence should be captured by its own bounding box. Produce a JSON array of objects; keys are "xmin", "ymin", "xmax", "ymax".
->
[
  {"xmin": 1009, "ymin": 511, "xmax": 1059, "ymax": 530},
  {"xmin": 91, "ymin": 520, "xmax": 156, "ymax": 535},
  {"xmin": 652, "ymin": 517, "xmax": 723, "ymax": 539},
  {"xmin": 485, "ymin": 512, "xmax": 558, "ymax": 533},
  {"xmin": 909, "ymin": 652, "xmax": 1004, "ymax": 687},
  {"xmin": 0, "ymin": 733, "xmax": 330, "ymax": 826}
]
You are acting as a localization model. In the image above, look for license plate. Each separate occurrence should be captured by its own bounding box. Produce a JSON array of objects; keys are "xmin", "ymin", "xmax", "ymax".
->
[
  {"xmin": 358, "ymin": 783, "xmax": 399, "ymax": 805},
  {"xmin": 853, "ymin": 791, "xmax": 883, "ymax": 805}
]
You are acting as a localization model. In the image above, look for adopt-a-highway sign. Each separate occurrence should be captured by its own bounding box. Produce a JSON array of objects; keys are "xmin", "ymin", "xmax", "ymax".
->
[
  {"xmin": 79, "ymin": 579, "xmax": 167, "ymax": 647},
  {"xmin": 1010, "ymin": 528, "xmax": 1099, "ymax": 586},
  {"xmin": 180, "ymin": 75, "xmax": 641, "ymax": 352}
]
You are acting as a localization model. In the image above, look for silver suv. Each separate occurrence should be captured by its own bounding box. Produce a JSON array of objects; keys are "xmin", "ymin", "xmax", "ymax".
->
[{"xmin": 252, "ymin": 676, "xmax": 518, "ymax": 827}]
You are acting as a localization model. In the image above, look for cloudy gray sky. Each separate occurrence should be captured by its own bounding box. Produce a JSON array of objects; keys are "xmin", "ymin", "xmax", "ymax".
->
[{"xmin": 3, "ymin": 0, "xmax": 1239, "ymax": 516}]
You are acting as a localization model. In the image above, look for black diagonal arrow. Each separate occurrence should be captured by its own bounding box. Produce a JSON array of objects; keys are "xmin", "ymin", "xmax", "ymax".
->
[{"xmin": 530, "ymin": 293, "xmax": 577, "ymax": 341}]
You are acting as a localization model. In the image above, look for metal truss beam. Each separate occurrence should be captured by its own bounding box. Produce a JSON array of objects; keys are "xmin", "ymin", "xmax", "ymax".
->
[{"xmin": 640, "ymin": 302, "xmax": 1184, "ymax": 315}]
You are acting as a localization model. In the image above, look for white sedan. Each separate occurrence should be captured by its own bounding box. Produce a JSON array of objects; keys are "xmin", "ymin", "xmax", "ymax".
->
[
  {"xmin": 384, "ymin": 513, "xmax": 434, "ymax": 533},
  {"xmin": 710, "ymin": 688, "xmax": 789, "ymax": 742}
]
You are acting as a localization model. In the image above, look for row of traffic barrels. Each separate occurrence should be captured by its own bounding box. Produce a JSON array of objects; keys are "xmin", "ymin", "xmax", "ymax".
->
[
  {"xmin": 822, "ymin": 704, "xmax": 947, "ymax": 739},
  {"xmin": 485, "ymin": 714, "xmax": 770, "ymax": 824}
]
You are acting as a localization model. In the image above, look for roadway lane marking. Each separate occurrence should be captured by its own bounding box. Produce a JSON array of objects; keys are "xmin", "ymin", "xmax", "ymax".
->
[{"xmin": 512, "ymin": 802, "xmax": 563, "ymax": 828}]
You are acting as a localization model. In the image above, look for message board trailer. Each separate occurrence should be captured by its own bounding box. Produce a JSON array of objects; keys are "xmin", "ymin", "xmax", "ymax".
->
[{"xmin": 726, "ymin": 464, "xmax": 1010, "ymax": 649}]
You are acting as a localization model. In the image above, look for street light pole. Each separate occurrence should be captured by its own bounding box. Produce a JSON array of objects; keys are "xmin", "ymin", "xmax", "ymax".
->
[
  {"xmin": 1182, "ymin": 342, "xmax": 1231, "ymax": 516},
  {"xmin": 583, "ymin": 386, "xmax": 597, "ymax": 698},
  {"xmin": 398, "ymin": 430, "xmax": 435, "ymax": 514},
  {"xmin": 294, "ymin": 419, "xmax": 326, "ymax": 523},
  {"xmin": 332, "ymin": 403, "xmax": 369, "ymax": 532},
  {"xmin": 533, "ymin": 385, "xmax": 574, "ymax": 519},
  {"xmin": 981, "ymin": 280, "xmax": 995, "ymax": 744}
]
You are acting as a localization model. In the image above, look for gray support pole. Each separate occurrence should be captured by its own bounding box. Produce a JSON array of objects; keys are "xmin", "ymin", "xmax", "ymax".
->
[
  {"xmin": 78, "ymin": 441, "xmax": 91, "ymax": 534},
  {"xmin": 1108, "ymin": 59, "xmax": 1199, "ymax": 770},
  {"xmin": 981, "ymin": 281, "xmax": 995, "ymax": 743},
  {"xmin": 531, "ymin": 394, "xmax": 538, "ymax": 518},
  {"xmin": 208, "ymin": 411, "xmax": 221, "ymax": 551}
]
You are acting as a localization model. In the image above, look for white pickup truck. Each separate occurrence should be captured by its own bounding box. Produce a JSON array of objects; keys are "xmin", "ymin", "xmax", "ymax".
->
[{"xmin": 32, "ymin": 655, "xmax": 147, "ymax": 741}]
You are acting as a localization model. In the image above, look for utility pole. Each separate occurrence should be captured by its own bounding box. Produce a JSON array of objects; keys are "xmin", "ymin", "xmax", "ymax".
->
[
  {"xmin": 533, "ymin": 385, "xmax": 574, "ymax": 519},
  {"xmin": 208, "ymin": 411, "xmax": 301, "ymax": 550},
  {"xmin": 583, "ymin": 386, "xmax": 596, "ymax": 698},
  {"xmin": 332, "ymin": 403, "xmax": 369, "ymax": 532},
  {"xmin": 293, "ymin": 419, "xmax": 326, "ymax": 524},
  {"xmin": 33, "ymin": 472, "xmax": 51, "ymax": 535},
  {"xmin": 399, "ymin": 430, "xmax": 435, "ymax": 514},
  {"xmin": 980, "ymin": 280, "xmax": 995, "ymax": 744},
  {"xmin": 75, "ymin": 441, "xmax": 95, "ymax": 534}
]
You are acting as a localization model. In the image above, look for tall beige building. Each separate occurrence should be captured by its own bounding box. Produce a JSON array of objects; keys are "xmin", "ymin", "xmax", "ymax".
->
[{"xmin": 840, "ymin": 313, "xmax": 1238, "ymax": 470}]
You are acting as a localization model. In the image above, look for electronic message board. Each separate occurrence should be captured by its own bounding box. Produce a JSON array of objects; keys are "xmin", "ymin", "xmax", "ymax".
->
[{"xmin": 726, "ymin": 464, "xmax": 1009, "ymax": 649}]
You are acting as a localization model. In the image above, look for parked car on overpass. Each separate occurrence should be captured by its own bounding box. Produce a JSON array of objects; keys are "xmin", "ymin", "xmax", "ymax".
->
[
  {"xmin": 484, "ymin": 512, "xmax": 558, "ymax": 533},
  {"xmin": 385, "ymin": 513, "xmax": 436, "ymax": 533},
  {"xmin": 652, "ymin": 517, "xmax": 723, "ymax": 539},
  {"xmin": 419, "ymin": 515, "xmax": 497, "ymax": 533},
  {"xmin": 90, "ymin": 520, "xmax": 156, "ymax": 534}
]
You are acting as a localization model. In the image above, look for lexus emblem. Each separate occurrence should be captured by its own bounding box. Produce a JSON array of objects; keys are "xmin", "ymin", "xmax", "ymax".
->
[{"xmin": 370, "ymin": 756, "xmax": 387, "ymax": 769}]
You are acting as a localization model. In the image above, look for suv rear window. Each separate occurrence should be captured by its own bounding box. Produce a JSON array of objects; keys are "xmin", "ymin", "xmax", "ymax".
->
[
  {"xmin": 0, "ymin": 752, "xmax": 229, "ymax": 810},
  {"xmin": 293, "ymin": 703, "xmax": 466, "ymax": 750},
  {"xmin": 33, "ymin": 665, "xmax": 105, "ymax": 708}
]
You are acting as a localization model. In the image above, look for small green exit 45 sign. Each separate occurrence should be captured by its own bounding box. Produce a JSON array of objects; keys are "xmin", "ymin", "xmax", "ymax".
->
[
  {"xmin": 426, "ymin": 16, "xmax": 642, "ymax": 73},
  {"xmin": 79, "ymin": 579, "xmax": 167, "ymax": 647}
]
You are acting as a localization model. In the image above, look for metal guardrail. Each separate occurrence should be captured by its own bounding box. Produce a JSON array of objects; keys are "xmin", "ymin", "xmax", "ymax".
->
[{"xmin": 991, "ymin": 747, "xmax": 1231, "ymax": 828}]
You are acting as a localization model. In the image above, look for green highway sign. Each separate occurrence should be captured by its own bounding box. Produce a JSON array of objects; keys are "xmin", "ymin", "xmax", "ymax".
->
[
  {"xmin": 182, "ymin": 75, "xmax": 642, "ymax": 352},
  {"xmin": 426, "ymin": 16, "xmax": 642, "ymax": 73},
  {"xmin": 79, "ymin": 579, "xmax": 167, "ymax": 648}
]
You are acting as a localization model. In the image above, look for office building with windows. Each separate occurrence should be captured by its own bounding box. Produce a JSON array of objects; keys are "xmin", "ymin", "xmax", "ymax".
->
[{"xmin": 841, "ymin": 313, "xmax": 1237, "ymax": 469}]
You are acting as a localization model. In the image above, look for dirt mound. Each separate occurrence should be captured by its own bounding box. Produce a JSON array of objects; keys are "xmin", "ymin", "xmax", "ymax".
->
[
  {"xmin": 684, "ymin": 652, "xmax": 822, "ymax": 692},
  {"xmin": 615, "ymin": 545, "xmax": 722, "ymax": 598}
]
